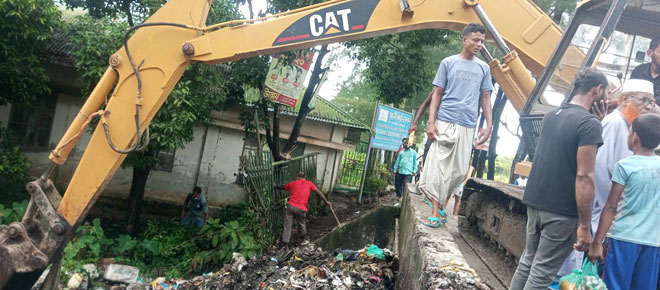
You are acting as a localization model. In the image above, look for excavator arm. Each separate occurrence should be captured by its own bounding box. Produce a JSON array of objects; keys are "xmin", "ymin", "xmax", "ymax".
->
[{"xmin": 0, "ymin": 0, "xmax": 585, "ymax": 288}]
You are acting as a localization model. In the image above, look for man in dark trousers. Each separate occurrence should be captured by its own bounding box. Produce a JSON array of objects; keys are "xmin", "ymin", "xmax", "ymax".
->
[
  {"xmin": 275, "ymin": 172, "xmax": 332, "ymax": 246},
  {"xmin": 393, "ymin": 141, "xmax": 418, "ymax": 199},
  {"xmin": 509, "ymin": 69, "xmax": 607, "ymax": 290},
  {"xmin": 630, "ymin": 35, "xmax": 660, "ymax": 104}
]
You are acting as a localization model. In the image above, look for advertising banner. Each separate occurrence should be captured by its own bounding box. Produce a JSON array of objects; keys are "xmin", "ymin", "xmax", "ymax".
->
[{"xmin": 263, "ymin": 52, "xmax": 315, "ymax": 107}]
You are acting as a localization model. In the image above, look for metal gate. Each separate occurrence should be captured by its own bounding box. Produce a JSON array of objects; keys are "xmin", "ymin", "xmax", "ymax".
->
[{"xmin": 335, "ymin": 141, "xmax": 368, "ymax": 191}]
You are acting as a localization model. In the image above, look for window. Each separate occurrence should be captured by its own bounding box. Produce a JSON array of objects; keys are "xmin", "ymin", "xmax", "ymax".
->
[
  {"xmin": 154, "ymin": 148, "xmax": 175, "ymax": 172},
  {"xmin": 538, "ymin": 25, "xmax": 653, "ymax": 106},
  {"xmin": 8, "ymin": 94, "xmax": 58, "ymax": 152}
]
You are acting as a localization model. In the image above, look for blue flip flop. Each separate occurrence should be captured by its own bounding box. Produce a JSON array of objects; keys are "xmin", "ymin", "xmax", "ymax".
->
[
  {"xmin": 423, "ymin": 217, "xmax": 441, "ymax": 228},
  {"xmin": 439, "ymin": 209, "xmax": 449, "ymax": 224}
]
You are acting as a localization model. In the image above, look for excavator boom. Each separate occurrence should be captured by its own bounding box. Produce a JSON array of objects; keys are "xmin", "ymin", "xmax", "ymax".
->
[{"xmin": 0, "ymin": 0, "xmax": 587, "ymax": 288}]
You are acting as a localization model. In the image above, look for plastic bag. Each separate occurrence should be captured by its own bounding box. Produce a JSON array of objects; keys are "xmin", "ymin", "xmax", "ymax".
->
[
  {"xmin": 366, "ymin": 245, "xmax": 385, "ymax": 260},
  {"xmin": 558, "ymin": 260, "xmax": 607, "ymax": 290},
  {"xmin": 334, "ymin": 249, "xmax": 360, "ymax": 261},
  {"xmin": 559, "ymin": 269, "xmax": 582, "ymax": 290}
]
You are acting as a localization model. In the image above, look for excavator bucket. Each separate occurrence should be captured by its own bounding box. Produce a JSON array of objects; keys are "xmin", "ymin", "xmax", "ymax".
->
[{"xmin": 0, "ymin": 179, "xmax": 71, "ymax": 289}]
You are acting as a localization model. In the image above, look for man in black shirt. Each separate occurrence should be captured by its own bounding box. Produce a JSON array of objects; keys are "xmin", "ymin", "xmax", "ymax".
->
[
  {"xmin": 510, "ymin": 69, "xmax": 607, "ymax": 290},
  {"xmin": 630, "ymin": 35, "xmax": 660, "ymax": 104}
]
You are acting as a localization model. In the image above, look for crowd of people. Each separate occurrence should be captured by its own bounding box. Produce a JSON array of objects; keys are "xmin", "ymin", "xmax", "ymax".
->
[
  {"xmin": 179, "ymin": 22, "xmax": 660, "ymax": 290},
  {"xmin": 402, "ymin": 23, "xmax": 660, "ymax": 290}
]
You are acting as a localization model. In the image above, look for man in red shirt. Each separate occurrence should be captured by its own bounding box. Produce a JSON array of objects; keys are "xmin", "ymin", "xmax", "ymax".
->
[{"xmin": 274, "ymin": 172, "xmax": 332, "ymax": 246}]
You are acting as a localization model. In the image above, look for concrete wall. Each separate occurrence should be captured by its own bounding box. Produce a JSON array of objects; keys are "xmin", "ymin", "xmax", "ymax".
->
[
  {"xmin": 397, "ymin": 192, "xmax": 487, "ymax": 290},
  {"xmin": 194, "ymin": 125, "xmax": 247, "ymax": 205},
  {"xmin": 315, "ymin": 205, "xmax": 399, "ymax": 252},
  {"xmin": 6, "ymin": 93, "xmax": 353, "ymax": 209}
]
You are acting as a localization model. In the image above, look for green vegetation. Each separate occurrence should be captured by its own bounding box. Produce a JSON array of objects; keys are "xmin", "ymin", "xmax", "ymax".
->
[
  {"xmin": 0, "ymin": 0, "xmax": 60, "ymax": 106},
  {"xmin": 492, "ymin": 155, "xmax": 514, "ymax": 183},
  {"xmin": 0, "ymin": 200, "xmax": 28, "ymax": 225},
  {"xmin": 61, "ymin": 206, "xmax": 261, "ymax": 281},
  {"xmin": 364, "ymin": 164, "xmax": 392, "ymax": 197},
  {"xmin": 0, "ymin": 128, "xmax": 30, "ymax": 204}
]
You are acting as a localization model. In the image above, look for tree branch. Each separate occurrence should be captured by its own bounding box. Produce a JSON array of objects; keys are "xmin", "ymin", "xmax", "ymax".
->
[
  {"xmin": 261, "ymin": 101, "xmax": 276, "ymax": 155},
  {"xmin": 123, "ymin": 0, "xmax": 134, "ymax": 26},
  {"xmin": 282, "ymin": 45, "xmax": 329, "ymax": 153},
  {"xmin": 500, "ymin": 118, "xmax": 521, "ymax": 139},
  {"xmin": 272, "ymin": 103, "xmax": 282, "ymax": 160}
]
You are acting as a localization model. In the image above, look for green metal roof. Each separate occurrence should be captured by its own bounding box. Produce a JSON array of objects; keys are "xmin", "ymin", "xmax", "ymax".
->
[
  {"xmin": 282, "ymin": 97, "xmax": 369, "ymax": 130},
  {"xmin": 47, "ymin": 9, "xmax": 85, "ymax": 66}
]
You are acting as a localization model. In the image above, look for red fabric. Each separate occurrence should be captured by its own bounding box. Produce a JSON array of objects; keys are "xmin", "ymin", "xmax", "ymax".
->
[{"xmin": 284, "ymin": 178, "xmax": 317, "ymax": 211}]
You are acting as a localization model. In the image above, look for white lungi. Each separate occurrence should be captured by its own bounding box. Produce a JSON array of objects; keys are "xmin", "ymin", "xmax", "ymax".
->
[{"xmin": 418, "ymin": 120, "xmax": 474, "ymax": 203}]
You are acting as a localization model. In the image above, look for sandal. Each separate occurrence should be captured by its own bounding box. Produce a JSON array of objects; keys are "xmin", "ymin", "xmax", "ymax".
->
[
  {"xmin": 439, "ymin": 209, "xmax": 449, "ymax": 224},
  {"xmin": 423, "ymin": 217, "xmax": 441, "ymax": 228}
]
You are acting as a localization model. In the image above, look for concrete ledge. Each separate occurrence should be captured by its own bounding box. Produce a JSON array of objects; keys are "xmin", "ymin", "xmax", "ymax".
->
[
  {"xmin": 314, "ymin": 205, "xmax": 399, "ymax": 252},
  {"xmin": 397, "ymin": 191, "xmax": 489, "ymax": 290}
]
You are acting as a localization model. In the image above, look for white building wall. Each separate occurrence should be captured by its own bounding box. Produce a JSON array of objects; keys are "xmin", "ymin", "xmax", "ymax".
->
[
  {"xmin": 195, "ymin": 125, "xmax": 247, "ymax": 206},
  {"xmin": 141, "ymin": 124, "xmax": 206, "ymax": 204},
  {"xmin": 11, "ymin": 94, "xmax": 355, "ymax": 209}
]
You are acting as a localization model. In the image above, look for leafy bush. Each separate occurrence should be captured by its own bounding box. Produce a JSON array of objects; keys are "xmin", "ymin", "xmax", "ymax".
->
[
  {"xmin": 0, "ymin": 200, "xmax": 28, "ymax": 225},
  {"xmin": 365, "ymin": 164, "xmax": 392, "ymax": 196},
  {"xmin": 0, "ymin": 128, "xmax": 30, "ymax": 203},
  {"xmin": 61, "ymin": 207, "xmax": 262, "ymax": 282},
  {"xmin": 0, "ymin": 0, "xmax": 60, "ymax": 106}
]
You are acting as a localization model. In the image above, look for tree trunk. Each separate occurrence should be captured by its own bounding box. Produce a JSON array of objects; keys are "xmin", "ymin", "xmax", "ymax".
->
[
  {"xmin": 247, "ymin": 0, "xmax": 254, "ymax": 19},
  {"xmin": 123, "ymin": 0, "xmax": 134, "ymax": 26},
  {"xmin": 282, "ymin": 45, "xmax": 330, "ymax": 154},
  {"xmin": 125, "ymin": 164, "xmax": 151, "ymax": 235},
  {"xmin": 487, "ymin": 90, "xmax": 507, "ymax": 180}
]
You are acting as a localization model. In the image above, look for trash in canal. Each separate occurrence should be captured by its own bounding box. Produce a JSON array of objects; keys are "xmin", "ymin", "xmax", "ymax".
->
[{"xmin": 176, "ymin": 243, "xmax": 397, "ymax": 289}]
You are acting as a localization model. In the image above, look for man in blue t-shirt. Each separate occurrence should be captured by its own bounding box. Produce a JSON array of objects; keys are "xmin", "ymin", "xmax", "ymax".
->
[
  {"xmin": 416, "ymin": 23, "xmax": 493, "ymax": 228},
  {"xmin": 588, "ymin": 114, "xmax": 660, "ymax": 290},
  {"xmin": 393, "ymin": 141, "xmax": 418, "ymax": 199},
  {"xmin": 180, "ymin": 186, "xmax": 209, "ymax": 227}
]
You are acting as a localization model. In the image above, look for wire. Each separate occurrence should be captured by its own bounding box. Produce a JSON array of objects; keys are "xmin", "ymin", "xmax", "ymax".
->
[
  {"xmin": 103, "ymin": 0, "xmax": 350, "ymax": 153},
  {"xmin": 104, "ymin": 22, "xmax": 189, "ymax": 154}
]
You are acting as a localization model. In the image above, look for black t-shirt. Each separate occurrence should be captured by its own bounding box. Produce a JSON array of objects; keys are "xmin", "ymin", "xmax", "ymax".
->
[
  {"xmin": 523, "ymin": 104, "xmax": 603, "ymax": 217},
  {"xmin": 630, "ymin": 63, "xmax": 660, "ymax": 104}
]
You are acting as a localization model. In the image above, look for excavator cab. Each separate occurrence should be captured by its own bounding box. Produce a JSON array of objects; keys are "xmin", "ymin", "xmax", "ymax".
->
[{"xmin": 515, "ymin": 0, "xmax": 660, "ymax": 178}]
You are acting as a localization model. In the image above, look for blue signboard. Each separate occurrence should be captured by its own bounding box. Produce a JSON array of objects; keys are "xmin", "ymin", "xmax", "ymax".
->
[{"xmin": 371, "ymin": 104, "xmax": 413, "ymax": 151}]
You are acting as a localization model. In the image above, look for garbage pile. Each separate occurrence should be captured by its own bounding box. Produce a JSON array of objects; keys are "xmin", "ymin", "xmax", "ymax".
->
[
  {"xmin": 177, "ymin": 243, "xmax": 397, "ymax": 290},
  {"xmin": 59, "ymin": 243, "xmax": 397, "ymax": 290}
]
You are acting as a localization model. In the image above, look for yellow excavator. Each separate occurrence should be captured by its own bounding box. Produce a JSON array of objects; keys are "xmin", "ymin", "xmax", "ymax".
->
[{"xmin": 1, "ymin": 0, "xmax": 658, "ymax": 288}]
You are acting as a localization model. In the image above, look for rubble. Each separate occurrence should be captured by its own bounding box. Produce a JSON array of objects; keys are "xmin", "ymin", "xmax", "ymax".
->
[
  {"xmin": 103, "ymin": 264, "xmax": 140, "ymax": 284},
  {"xmin": 59, "ymin": 244, "xmax": 396, "ymax": 289},
  {"xmin": 176, "ymin": 243, "xmax": 397, "ymax": 290},
  {"xmin": 67, "ymin": 273, "xmax": 83, "ymax": 289},
  {"xmin": 83, "ymin": 264, "xmax": 100, "ymax": 279}
]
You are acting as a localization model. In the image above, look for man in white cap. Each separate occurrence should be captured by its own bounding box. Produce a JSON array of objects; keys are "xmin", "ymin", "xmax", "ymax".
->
[
  {"xmin": 552, "ymin": 79, "xmax": 657, "ymax": 281},
  {"xmin": 592, "ymin": 79, "xmax": 657, "ymax": 230}
]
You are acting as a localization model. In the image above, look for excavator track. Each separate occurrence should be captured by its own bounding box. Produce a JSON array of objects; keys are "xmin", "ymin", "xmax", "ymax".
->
[{"xmin": 462, "ymin": 178, "xmax": 527, "ymax": 261}]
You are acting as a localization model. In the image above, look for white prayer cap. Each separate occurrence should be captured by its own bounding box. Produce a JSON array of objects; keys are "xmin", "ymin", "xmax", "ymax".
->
[{"xmin": 621, "ymin": 79, "xmax": 654, "ymax": 95}]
